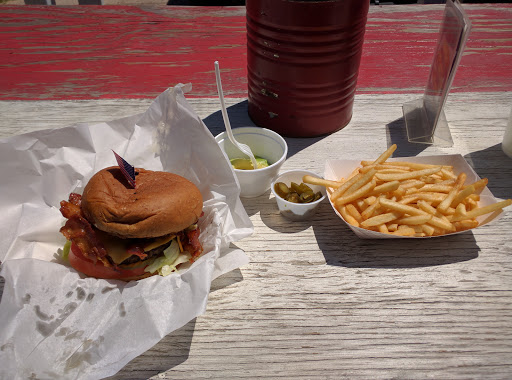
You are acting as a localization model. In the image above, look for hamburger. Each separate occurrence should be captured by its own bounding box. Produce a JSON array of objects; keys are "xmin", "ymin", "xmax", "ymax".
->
[{"xmin": 59, "ymin": 167, "xmax": 203, "ymax": 281}]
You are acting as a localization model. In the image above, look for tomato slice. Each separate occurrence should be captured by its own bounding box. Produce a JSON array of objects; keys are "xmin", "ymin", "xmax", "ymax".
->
[{"xmin": 69, "ymin": 243, "xmax": 148, "ymax": 280}]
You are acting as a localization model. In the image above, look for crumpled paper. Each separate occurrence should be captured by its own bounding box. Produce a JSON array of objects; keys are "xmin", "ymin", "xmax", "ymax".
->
[{"xmin": 0, "ymin": 84, "xmax": 253, "ymax": 379}]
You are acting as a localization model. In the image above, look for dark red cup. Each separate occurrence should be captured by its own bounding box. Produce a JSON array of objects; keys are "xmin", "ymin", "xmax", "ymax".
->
[{"xmin": 247, "ymin": 0, "xmax": 369, "ymax": 137}]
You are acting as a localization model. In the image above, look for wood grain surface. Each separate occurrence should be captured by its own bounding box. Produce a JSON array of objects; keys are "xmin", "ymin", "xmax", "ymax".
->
[
  {"xmin": 1, "ymin": 92, "xmax": 511, "ymax": 379},
  {"xmin": 1, "ymin": 4, "xmax": 512, "ymax": 100}
]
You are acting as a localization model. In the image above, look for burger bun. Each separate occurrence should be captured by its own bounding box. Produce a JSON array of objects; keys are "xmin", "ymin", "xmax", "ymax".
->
[{"xmin": 81, "ymin": 167, "xmax": 203, "ymax": 238}]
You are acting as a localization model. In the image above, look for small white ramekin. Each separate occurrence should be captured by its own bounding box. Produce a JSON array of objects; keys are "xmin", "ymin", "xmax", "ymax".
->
[
  {"xmin": 215, "ymin": 127, "xmax": 288, "ymax": 198},
  {"xmin": 271, "ymin": 169, "xmax": 326, "ymax": 221}
]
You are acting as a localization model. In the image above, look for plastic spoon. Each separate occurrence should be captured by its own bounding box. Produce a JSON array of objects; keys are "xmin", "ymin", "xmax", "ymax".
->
[{"xmin": 214, "ymin": 61, "xmax": 259, "ymax": 170}]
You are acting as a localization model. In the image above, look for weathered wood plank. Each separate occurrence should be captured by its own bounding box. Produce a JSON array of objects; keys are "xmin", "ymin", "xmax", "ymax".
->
[
  {"xmin": 1, "ymin": 92, "xmax": 511, "ymax": 378},
  {"xmin": 0, "ymin": 5, "xmax": 511, "ymax": 100}
]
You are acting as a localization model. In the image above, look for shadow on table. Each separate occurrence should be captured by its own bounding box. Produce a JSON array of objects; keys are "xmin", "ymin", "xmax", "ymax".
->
[
  {"xmin": 210, "ymin": 267, "xmax": 244, "ymax": 292},
  {"xmin": 202, "ymin": 100, "xmax": 330, "ymax": 161},
  {"xmin": 317, "ymin": 226, "xmax": 480, "ymax": 269},
  {"xmin": 315, "ymin": 205, "xmax": 479, "ymax": 268},
  {"xmin": 385, "ymin": 116, "xmax": 430, "ymax": 157},
  {"xmin": 104, "ymin": 269, "xmax": 243, "ymax": 379},
  {"xmin": 205, "ymin": 110, "xmax": 434, "ymax": 168},
  {"xmin": 105, "ymin": 319, "xmax": 196, "ymax": 380},
  {"xmin": 464, "ymin": 143, "xmax": 512, "ymax": 199},
  {"xmin": 260, "ymin": 199, "xmax": 480, "ymax": 268},
  {"xmin": 202, "ymin": 100, "xmax": 251, "ymax": 138}
]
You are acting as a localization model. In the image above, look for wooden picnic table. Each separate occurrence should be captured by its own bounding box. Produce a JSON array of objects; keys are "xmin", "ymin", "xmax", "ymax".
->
[
  {"xmin": 1, "ymin": 4, "xmax": 511, "ymax": 100},
  {"xmin": 1, "ymin": 4, "xmax": 512, "ymax": 380}
]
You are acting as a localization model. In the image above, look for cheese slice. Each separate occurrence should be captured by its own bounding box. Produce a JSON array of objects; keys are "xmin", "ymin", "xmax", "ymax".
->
[
  {"xmin": 143, "ymin": 234, "xmax": 176, "ymax": 252},
  {"xmin": 95, "ymin": 231, "xmax": 131, "ymax": 264},
  {"xmin": 177, "ymin": 235, "xmax": 183, "ymax": 253},
  {"xmin": 95, "ymin": 230, "xmax": 176, "ymax": 265}
]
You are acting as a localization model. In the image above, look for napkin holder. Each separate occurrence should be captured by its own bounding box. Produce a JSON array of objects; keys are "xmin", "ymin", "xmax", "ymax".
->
[{"xmin": 403, "ymin": 0, "xmax": 471, "ymax": 147}]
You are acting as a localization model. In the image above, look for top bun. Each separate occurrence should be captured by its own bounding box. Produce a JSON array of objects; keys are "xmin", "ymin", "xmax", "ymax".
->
[{"xmin": 81, "ymin": 167, "xmax": 203, "ymax": 238}]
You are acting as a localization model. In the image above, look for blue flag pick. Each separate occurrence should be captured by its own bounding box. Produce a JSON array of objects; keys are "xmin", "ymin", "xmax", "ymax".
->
[{"xmin": 112, "ymin": 150, "xmax": 136, "ymax": 188}]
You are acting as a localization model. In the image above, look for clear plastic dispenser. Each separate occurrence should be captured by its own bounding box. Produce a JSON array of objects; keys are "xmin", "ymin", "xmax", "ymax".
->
[{"xmin": 403, "ymin": 0, "xmax": 471, "ymax": 147}]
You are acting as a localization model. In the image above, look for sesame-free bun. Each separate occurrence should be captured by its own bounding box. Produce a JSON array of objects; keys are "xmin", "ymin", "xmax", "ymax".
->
[{"xmin": 81, "ymin": 167, "xmax": 203, "ymax": 238}]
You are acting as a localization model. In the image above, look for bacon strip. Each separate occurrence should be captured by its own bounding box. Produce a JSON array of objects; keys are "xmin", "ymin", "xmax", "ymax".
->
[
  {"xmin": 126, "ymin": 245, "xmax": 147, "ymax": 260},
  {"xmin": 60, "ymin": 198, "xmax": 82, "ymax": 220},
  {"xmin": 68, "ymin": 193, "xmax": 82, "ymax": 207},
  {"xmin": 183, "ymin": 228, "xmax": 203, "ymax": 262},
  {"xmin": 60, "ymin": 193, "xmax": 203, "ymax": 265},
  {"xmin": 60, "ymin": 215, "xmax": 108, "ymax": 260},
  {"xmin": 60, "ymin": 194, "xmax": 108, "ymax": 261}
]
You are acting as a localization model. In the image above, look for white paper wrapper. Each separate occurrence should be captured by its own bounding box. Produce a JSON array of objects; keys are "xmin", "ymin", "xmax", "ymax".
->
[
  {"xmin": 324, "ymin": 154, "xmax": 505, "ymax": 239},
  {"xmin": 0, "ymin": 85, "xmax": 253, "ymax": 379}
]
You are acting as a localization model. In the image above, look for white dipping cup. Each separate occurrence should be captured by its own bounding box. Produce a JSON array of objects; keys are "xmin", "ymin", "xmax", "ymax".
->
[
  {"xmin": 271, "ymin": 170, "xmax": 326, "ymax": 221},
  {"xmin": 215, "ymin": 127, "xmax": 288, "ymax": 198}
]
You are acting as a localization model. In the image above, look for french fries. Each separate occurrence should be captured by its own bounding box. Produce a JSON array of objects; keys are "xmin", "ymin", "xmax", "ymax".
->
[
  {"xmin": 303, "ymin": 144, "xmax": 512, "ymax": 237},
  {"xmin": 301, "ymin": 175, "xmax": 343, "ymax": 189}
]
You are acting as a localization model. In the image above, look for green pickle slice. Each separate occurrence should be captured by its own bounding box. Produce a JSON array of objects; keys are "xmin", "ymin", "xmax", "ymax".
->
[
  {"xmin": 274, "ymin": 182, "xmax": 291, "ymax": 198},
  {"xmin": 300, "ymin": 191, "xmax": 315, "ymax": 203},
  {"xmin": 290, "ymin": 182, "xmax": 301, "ymax": 193},
  {"xmin": 230, "ymin": 156, "xmax": 269, "ymax": 170},
  {"xmin": 274, "ymin": 181, "xmax": 323, "ymax": 204}
]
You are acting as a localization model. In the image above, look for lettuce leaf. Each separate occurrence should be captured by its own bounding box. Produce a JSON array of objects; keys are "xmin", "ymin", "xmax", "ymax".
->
[
  {"xmin": 144, "ymin": 239, "xmax": 191, "ymax": 276},
  {"xmin": 62, "ymin": 240, "xmax": 71, "ymax": 260}
]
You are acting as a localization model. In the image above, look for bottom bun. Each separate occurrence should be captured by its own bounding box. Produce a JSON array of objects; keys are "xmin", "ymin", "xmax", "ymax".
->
[{"xmin": 69, "ymin": 243, "xmax": 154, "ymax": 281}]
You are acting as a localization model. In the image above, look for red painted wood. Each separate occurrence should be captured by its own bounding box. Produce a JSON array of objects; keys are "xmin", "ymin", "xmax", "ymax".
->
[
  {"xmin": 0, "ymin": 5, "xmax": 511, "ymax": 100},
  {"xmin": 360, "ymin": 5, "xmax": 512, "ymax": 94}
]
